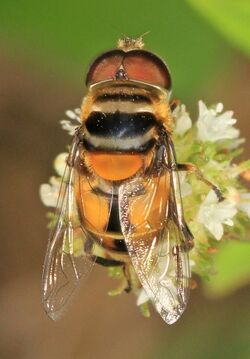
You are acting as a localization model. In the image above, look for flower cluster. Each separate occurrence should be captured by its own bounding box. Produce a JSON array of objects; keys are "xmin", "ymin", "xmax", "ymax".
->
[
  {"xmin": 172, "ymin": 101, "xmax": 250, "ymax": 281},
  {"xmin": 40, "ymin": 101, "xmax": 250, "ymax": 316}
]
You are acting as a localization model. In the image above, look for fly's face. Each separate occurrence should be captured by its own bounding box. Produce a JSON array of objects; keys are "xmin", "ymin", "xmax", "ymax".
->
[{"xmin": 42, "ymin": 37, "xmax": 194, "ymax": 325}]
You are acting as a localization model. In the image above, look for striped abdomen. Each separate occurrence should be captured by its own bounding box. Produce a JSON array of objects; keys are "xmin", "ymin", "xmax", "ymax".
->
[{"xmin": 83, "ymin": 90, "xmax": 158, "ymax": 154}]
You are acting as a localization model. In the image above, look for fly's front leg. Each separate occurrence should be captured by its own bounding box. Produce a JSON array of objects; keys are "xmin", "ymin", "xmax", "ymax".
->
[
  {"xmin": 177, "ymin": 163, "xmax": 224, "ymax": 202},
  {"xmin": 66, "ymin": 126, "xmax": 83, "ymax": 167},
  {"xmin": 170, "ymin": 98, "xmax": 180, "ymax": 111}
]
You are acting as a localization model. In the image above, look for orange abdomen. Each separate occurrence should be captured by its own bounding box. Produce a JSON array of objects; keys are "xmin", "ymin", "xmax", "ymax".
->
[
  {"xmin": 86, "ymin": 152, "xmax": 143, "ymax": 181},
  {"xmin": 75, "ymin": 149, "xmax": 170, "ymax": 257}
]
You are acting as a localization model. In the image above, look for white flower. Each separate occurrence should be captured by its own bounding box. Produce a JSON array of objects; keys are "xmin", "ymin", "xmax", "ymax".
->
[
  {"xmin": 178, "ymin": 172, "xmax": 192, "ymax": 197},
  {"xmin": 196, "ymin": 101, "xmax": 240, "ymax": 142},
  {"xmin": 227, "ymin": 187, "xmax": 250, "ymax": 219},
  {"xmin": 197, "ymin": 190, "xmax": 237, "ymax": 240},
  {"xmin": 39, "ymin": 176, "xmax": 61, "ymax": 208},
  {"xmin": 53, "ymin": 152, "xmax": 68, "ymax": 177},
  {"xmin": 65, "ymin": 108, "xmax": 81, "ymax": 120},
  {"xmin": 173, "ymin": 104, "xmax": 192, "ymax": 136},
  {"xmin": 136, "ymin": 288, "xmax": 149, "ymax": 306},
  {"xmin": 60, "ymin": 108, "xmax": 81, "ymax": 135},
  {"xmin": 40, "ymin": 152, "xmax": 68, "ymax": 207}
]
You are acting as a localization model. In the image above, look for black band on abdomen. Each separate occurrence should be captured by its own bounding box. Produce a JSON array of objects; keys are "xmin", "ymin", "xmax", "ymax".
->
[{"xmin": 85, "ymin": 111, "xmax": 157, "ymax": 138}]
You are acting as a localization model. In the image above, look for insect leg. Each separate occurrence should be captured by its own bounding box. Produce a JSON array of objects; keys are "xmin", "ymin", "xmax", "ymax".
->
[
  {"xmin": 123, "ymin": 264, "xmax": 133, "ymax": 293},
  {"xmin": 176, "ymin": 163, "xmax": 224, "ymax": 201},
  {"xmin": 95, "ymin": 256, "xmax": 124, "ymax": 267},
  {"xmin": 66, "ymin": 126, "xmax": 83, "ymax": 167},
  {"xmin": 170, "ymin": 98, "xmax": 180, "ymax": 112}
]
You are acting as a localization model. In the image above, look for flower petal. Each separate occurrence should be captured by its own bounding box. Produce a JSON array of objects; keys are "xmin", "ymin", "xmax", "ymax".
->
[
  {"xmin": 178, "ymin": 172, "xmax": 192, "ymax": 197},
  {"xmin": 136, "ymin": 289, "xmax": 149, "ymax": 306},
  {"xmin": 197, "ymin": 190, "xmax": 237, "ymax": 240},
  {"xmin": 173, "ymin": 104, "xmax": 192, "ymax": 136},
  {"xmin": 207, "ymin": 221, "xmax": 224, "ymax": 241},
  {"xmin": 39, "ymin": 183, "xmax": 58, "ymax": 207},
  {"xmin": 53, "ymin": 152, "xmax": 68, "ymax": 177}
]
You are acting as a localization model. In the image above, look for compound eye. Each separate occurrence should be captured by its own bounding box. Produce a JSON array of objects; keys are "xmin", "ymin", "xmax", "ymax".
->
[
  {"xmin": 86, "ymin": 49, "xmax": 172, "ymax": 90},
  {"xmin": 123, "ymin": 50, "xmax": 172, "ymax": 90},
  {"xmin": 86, "ymin": 50, "xmax": 123, "ymax": 85}
]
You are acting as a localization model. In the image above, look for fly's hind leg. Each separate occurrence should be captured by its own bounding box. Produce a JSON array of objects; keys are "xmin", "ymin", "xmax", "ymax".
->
[
  {"xmin": 95, "ymin": 256, "xmax": 124, "ymax": 267},
  {"xmin": 123, "ymin": 263, "xmax": 143, "ymax": 293},
  {"xmin": 177, "ymin": 163, "xmax": 224, "ymax": 201},
  {"xmin": 123, "ymin": 264, "xmax": 132, "ymax": 293},
  {"xmin": 106, "ymin": 264, "xmax": 131, "ymax": 296},
  {"xmin": 108, "ymin": 261, "xmax": 142, "ymax": 294}
]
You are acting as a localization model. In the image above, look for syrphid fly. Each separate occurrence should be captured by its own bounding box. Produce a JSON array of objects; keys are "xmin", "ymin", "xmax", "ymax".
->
[{"xmin": 42, "ymin": 36, "xmax": 222, "ymax": 324}]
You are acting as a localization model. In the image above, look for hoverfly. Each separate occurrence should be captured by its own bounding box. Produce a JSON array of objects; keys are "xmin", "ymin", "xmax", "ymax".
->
[{"xmin": 42, "ymin": 36, "xmax": 222, "ymax": 324}]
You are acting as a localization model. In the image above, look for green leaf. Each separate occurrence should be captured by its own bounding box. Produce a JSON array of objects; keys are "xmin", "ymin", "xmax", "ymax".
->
[
  {"xmin": 203, "ymin": 241, "xmax": 250, "ymax": 297},
  {"xmin": 187, "ymin": 0, "xmax": 250, "ymax": 56}
]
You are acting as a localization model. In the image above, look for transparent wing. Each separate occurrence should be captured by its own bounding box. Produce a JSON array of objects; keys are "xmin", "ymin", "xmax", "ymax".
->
[
  {"xmin": 119, "ymin": 138, "xmax": 192, "ymax": 324},
  {"xmin": 42, "ymin": 136, "xmax": 96, "ymax": 320}
]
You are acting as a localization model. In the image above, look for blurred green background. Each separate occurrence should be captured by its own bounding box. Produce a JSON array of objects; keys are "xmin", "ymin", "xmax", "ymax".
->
[{"xmin": 0, "ymin": 1, "xmax": 249, "ymax": 358}]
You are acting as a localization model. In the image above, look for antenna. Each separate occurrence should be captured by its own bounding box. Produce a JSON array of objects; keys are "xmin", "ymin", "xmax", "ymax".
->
[{"xmin": 117, "ymin": 31, "xmax": 151, "ymax": 51}]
